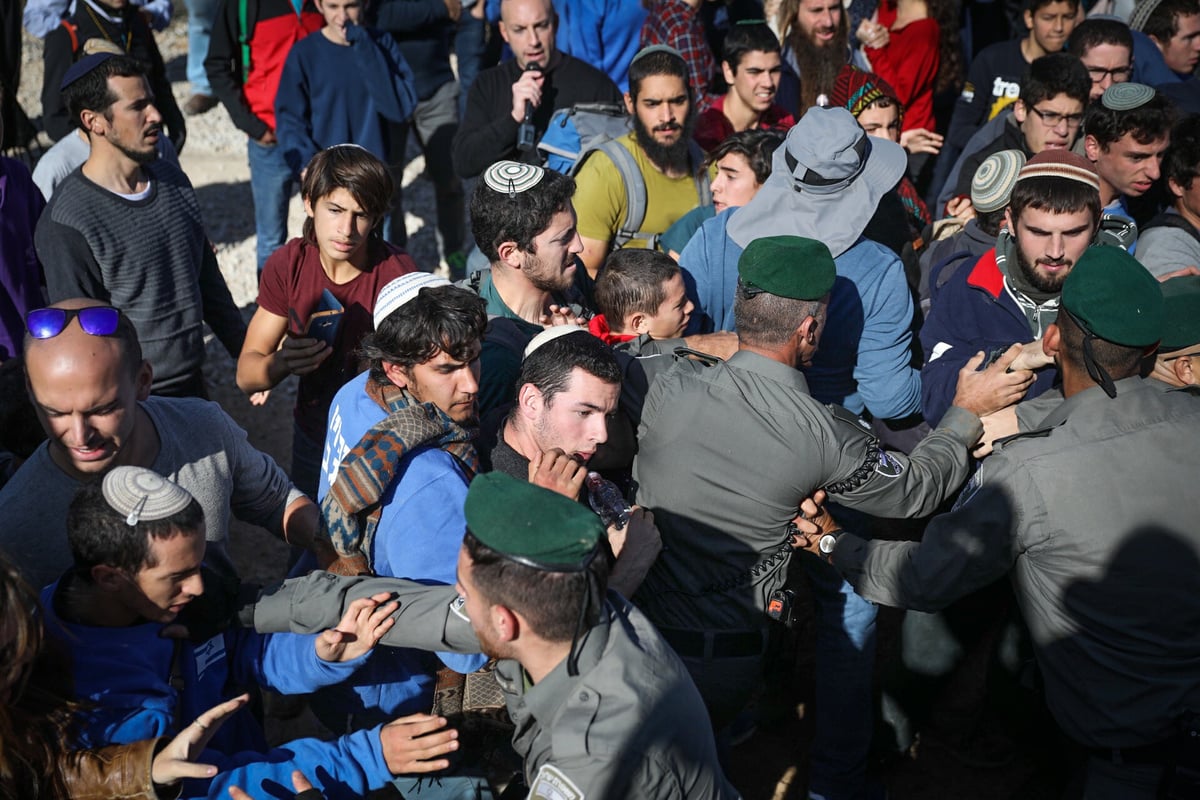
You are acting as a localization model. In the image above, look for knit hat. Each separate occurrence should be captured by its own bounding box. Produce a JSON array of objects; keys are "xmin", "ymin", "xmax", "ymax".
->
[
  {"xmin": 1159, "ymin": 275, "xmax": 1200, "ymax": 352},
  {"xmin": 102, "ymin": 467, "xmax": 195, "ymax": 527},
  {"xmin": 1128, "ymin": 0, "xmax": 1167, "ymax": 32},
  {"xmin": 464, "ymin": 472, "xmax": 603, "ymax": 571},
  {"xmin": 373, "ymin": 273, "xmax": 451, "ymax": 328},
  {"xmin": 738, "ymin": 236, "xmax": 836, "ymax": 300},
  {"xmin": 830, "ymin": 65, "xmax": 903, "ymax": 124},
  {"xmin": 971, "ymin": 150, "xmax": 1027, "ymax": 213},
  {"xmin": 1016, "ymin": 150, "xmax": 1100, "ymax": 192}
]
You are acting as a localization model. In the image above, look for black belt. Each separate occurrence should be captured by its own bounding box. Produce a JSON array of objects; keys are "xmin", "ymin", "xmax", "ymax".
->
[
  {"xmin": 658, "ymin": 627, "xmax": 766, "ymax": 659},
  {"xmin": 1086, "ymin": 738, "xmax": 1179, "ymax": 766}
]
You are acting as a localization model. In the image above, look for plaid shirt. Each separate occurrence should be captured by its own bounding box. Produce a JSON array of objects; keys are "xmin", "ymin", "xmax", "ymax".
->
[{"xmin": 640, "ymin": 0, "xmax": 716, "ymax": 111}]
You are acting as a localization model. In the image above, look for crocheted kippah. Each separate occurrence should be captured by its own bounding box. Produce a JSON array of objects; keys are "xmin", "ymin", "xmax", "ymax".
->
[
  {"xmin": 374, "ymin": 273, "xmax": 451, "ymax": 328},
  {"xmin": 483, "ymin": 161, "xmax": 545, "ymax": 196},
  {"xmin": 102, "ymin": 467, "xmax": 194, "ymax": 527},
  {"xmin": 971, "ymin": 150, "xmax": 1027, "ymax": 213},
  {"xmin": 1101, "ymin": 82, "xmax": 1156, "ymax": 111},
  {"xmin": 1016, "ymin": 149, "xmax": 1100, "ymax": 192}
]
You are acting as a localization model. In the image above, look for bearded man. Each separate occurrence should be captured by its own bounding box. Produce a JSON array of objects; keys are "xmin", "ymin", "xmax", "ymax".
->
[
  {"xmin": 775, "ymin": 0, "xmax": 865, "ymax": 114},
  {"xmin": 920, "ymin": 150, "xmax": 1105, "ymax": 424},
  {"xmin": 573, "ymin": 45, "xmax": 713, "ymax": 278}
]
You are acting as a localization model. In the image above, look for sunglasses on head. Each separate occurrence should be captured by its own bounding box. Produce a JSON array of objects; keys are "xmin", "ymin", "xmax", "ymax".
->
[{"xmin": 26, "ymin": 306, "xmax": 121, "ymax": 340}]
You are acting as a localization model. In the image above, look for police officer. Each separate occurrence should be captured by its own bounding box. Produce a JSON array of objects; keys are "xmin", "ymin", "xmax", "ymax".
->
[
  {"xmin": 796, "ymin": 246, "xmax": 1200, "ymax": 800},
  {"xmin": 242, "ymin": 471, "xmax": 739, "ymax": 799},
  {"xmin": 631, "ymin": 235, "xmax": 1031, "ymax": 796},
  {"xmin": 1151, "ymin": 275, "xmax": 1200, "ymax": 389}
]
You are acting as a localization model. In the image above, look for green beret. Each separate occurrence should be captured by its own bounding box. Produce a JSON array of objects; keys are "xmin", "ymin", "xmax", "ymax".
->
[
  {"xmin": 464, "ymin": 472, "xmax": 603, "ymax": 571},
  {"xmin": 1160, "ymin": 275, "xmax": 1200, "ymax": 352},
  {"xmin": 737, "ymin": 236, "xmax": 836, "ymax": 301},
  {"xmin": 1061, "ymin": 246, "xmax": 1163, "ymax": 346}
]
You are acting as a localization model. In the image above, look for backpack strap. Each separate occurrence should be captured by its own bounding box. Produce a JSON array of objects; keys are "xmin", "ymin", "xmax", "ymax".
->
[
  {"xmin": 238, "ymin": 0, "xmax": 251, "ymax": 85},
  {"xmin": 1143, "ymin": 210, "xmax": 1200, "ymax": 247},
  {"xmin": 689, "ymin": 140, "xmax": 712, "ymax": 208},
  {"xmin": 60, "ymin": 19, "xmax": 80, "ymax": 55},
  {"xmin": 598, "ymin": 138, "xmax": 652, "ymax": 249}
]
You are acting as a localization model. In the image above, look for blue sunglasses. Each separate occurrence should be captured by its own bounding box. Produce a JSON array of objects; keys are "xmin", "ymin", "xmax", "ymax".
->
[{"xmin": 26, "ymin": 306, "xmax": 121, "ymax": 339}]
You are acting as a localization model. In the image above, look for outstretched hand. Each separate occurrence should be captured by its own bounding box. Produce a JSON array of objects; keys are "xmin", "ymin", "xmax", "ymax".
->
[
  {"xmin": 228, "ymin": 770, "xmax": 322, "ymax": 799},
  {"xmin": 152, "ymin": 694, "xmax": 250, "ymax": 786},
  {"xmin": 380, "ymin": 713, "xmax": 460, "ymax": 775},
  {"xmin": 315, "ymin": 595, "xmax": 399, "ymax": 663}
]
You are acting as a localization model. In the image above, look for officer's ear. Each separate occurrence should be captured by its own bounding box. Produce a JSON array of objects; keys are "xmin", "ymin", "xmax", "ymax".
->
[
  {"xmin": 1175, "ymin": 355, "xmax": 1195, "ymax": 386},
  {"xmin": 1044, "ymin": 323, "xmax": 1062, "ymax": 360},
  {"xmin": 491, "ymin": 604, "xmax": 520, "ymax": 644}
]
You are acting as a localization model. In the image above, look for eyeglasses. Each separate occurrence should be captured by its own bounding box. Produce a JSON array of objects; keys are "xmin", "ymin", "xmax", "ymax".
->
[
  {"xmin": 1028, "ymin": 107, "xmax": 1084, "ymax": 129},
  {"xmin": 26, "ymin": 306, "xmax": 120, "ymax": 339},
  {"xmin": 1083, "ymin": 65, "xmax": 1132, "ymax": 82}
]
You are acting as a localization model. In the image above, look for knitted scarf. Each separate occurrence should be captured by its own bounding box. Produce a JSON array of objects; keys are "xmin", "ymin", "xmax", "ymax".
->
[
  {"xmin": 994, "ymin": 229, "xmax": 1061, "ymax": 338},
  {"xmin": 321, "ymin": 381, "xmax": 479, "ymax": 568}
]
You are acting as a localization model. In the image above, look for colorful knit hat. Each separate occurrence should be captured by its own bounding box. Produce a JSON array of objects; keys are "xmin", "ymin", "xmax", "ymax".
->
[{"xmin": 830, "ymin": 65, "xmax": 903, "ymax": 125}]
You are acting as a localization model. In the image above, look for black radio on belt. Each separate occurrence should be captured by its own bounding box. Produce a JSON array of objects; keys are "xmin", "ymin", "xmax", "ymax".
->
[{"xmin": 767, "ymin": 589, "xmax": 796, "ymax": 628}]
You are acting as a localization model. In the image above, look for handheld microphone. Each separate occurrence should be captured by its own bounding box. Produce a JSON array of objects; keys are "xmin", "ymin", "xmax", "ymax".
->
[{"xmin": 517, "ymin": 62, "xmax": 542, "ymax": 153}]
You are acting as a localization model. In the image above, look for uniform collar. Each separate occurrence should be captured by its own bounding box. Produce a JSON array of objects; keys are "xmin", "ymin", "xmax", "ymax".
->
[
  {"xmin": 1037, "ymin": 375, "xmax": 1147, "ymax": 428},
  {"xmin": 727, "ymin": 349, "xmax": 811, "ymax": 394},
  {"xmin": 519, "ymin": 601, "xmax": 613, "ymax": 719}
]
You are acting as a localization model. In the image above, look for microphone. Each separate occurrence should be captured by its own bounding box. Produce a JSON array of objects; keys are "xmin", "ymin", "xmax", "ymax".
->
[{"xmin": 517, "ymin": 62, "xmax": 542, "ymax": 153}]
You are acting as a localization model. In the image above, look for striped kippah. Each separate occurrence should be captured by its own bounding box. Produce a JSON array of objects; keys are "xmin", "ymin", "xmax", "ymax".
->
[
  {"xmin": 830, "ymin": 65, "xmax": 901, "ymax": 121},
  {"xmin": 1128, "ymin": 0, "xmax": 1166, "ymax": 32},
  {"xmin": 103, "ymin": 467, "xmax": 194, "ymax": 527},
  {"xmin": 1016, "ymin": 149, "xmax": 1100, "ymax": 192},
  {"xmin": 971, "ymin": 150, "xmax": 1026, "ymax": 213},
  {"xmin": 483, "ymin": 161, "xmax": 545, "ymax": 196},
  {"xmin": 1101, "ymin": 82, "xmax": 1156, "ymax": 111}
]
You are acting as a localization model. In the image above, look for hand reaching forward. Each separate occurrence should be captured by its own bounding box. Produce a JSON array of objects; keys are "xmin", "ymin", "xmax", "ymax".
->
[
  {"xmin": 315, "ymin": 595, "xmax": 399, "ymax": 663},
  {"xmin": 152, "ymin": 694, "xmax": 250, "ymax": 785}
]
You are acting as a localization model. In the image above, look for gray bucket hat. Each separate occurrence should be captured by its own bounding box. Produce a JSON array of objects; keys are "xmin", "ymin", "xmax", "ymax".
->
[{"xmin": 727, "ymin": 106, "xmax": 907, "ymax": 258}]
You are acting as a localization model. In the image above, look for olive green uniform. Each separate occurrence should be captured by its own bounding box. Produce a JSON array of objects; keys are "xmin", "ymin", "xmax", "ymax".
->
[
  {"xmin": 245, "ymin": 573, "xmax": 740, "ymax": 800},
  {"xmin": 631, "ymin": 350, "xmax": 980, "ymax": 718},
  {"xmin": 831, "ymin": 377, "xmax": 1200, "ymax": 798}
]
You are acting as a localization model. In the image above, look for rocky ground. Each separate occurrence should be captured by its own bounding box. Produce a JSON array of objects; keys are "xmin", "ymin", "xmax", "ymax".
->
[{"xmin": 11, "ymin": 17, "xmax": 1059, "ymax": 799}]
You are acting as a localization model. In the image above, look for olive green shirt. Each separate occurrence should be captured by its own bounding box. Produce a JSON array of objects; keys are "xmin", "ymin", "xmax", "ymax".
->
[
  {"xmin": 833, "ymin": 377, "xmax": 1200, "ymax": 749},
  {"xmin": 632, "ymin": 350, "xmax": 980, "ymax": 632}
]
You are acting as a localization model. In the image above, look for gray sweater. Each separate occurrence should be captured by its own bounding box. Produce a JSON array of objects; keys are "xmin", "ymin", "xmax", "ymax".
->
[
  {"xmin": 0, "ymin": 396, "xmax": 304, "ymax": 592},
  {"xmin": 34, "ymin": 161, "xmax": 245, "ymax": 394}
]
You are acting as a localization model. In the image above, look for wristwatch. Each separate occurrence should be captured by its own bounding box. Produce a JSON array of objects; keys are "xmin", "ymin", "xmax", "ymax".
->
[{"xmin": 818, "ymin": 530, "xmax": 844, "ymax": 564}]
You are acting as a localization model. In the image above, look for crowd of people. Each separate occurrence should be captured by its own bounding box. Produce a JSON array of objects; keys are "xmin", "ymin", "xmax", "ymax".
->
[{"xmin": 2, "ymin": 0, "xmax": 1200, "ymax": 798}]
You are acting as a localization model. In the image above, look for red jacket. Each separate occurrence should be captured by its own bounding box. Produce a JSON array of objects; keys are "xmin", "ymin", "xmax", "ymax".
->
[{"xmin": 206, "ymin": 0, "xmax": 323, "ymax": 138}]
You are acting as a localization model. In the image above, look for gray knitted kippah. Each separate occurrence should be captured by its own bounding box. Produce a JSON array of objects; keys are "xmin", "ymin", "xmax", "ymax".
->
[
  {"xmin": 1101, "ymin": 82, "xmax": 1156, "ymax": 111},
  {"xmin": 971, "ymin": 150, "xmax": 1026, "ymax": 213},
  {"xmin": 102, "ymin": 467, "xmax": 194, "ymax": 526},
  {"xmin": 1128, "ymin": 0, "xmax": 1166, "ymax": 32},
  {"xmin": 631, "ymin": 44, "xmax": 683, "ymax": 64},
  {"xmin": 483, "ymin": 161, "xmax": 545, "ymax": 196}
]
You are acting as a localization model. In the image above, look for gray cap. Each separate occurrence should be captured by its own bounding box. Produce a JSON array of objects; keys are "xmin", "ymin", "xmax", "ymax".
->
[
  {"xmin": 102, "ymin": 467, "xmax": 195, "ymax": 526},
  {"xmin": 971, "ymin": 150, "xmax": 1026, "ymax": 213}
]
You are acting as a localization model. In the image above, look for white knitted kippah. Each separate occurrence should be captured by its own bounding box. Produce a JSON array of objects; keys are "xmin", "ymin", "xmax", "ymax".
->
[
  {"xmin": 102, "ymin": 467, "xmax": 194, "ymax": 526},
  {"xmin": 373, "ymin": 273, "xmax": 452, "ymax": 328}
]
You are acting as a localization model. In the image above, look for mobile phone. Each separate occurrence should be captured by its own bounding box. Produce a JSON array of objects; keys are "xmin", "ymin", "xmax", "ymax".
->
[{"xmin": 290, "ymin": 290, "xmax": 344, "ymax": 348}]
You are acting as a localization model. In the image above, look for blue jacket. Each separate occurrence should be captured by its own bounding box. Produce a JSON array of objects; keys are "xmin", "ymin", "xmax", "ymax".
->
[
  {"xmin": 275, "ymin": 25, "xmax": 417, "ymax": 175},
  {"xmin": 554, "ymin": 0, "xmax": 646, "ymax": 93},
  {"xmin": 679, "ymin": 209, "xmax": 922, "ymax": 419},
  {"xmin": 919, "ymin": 248, "xmax": 1059, "ymax": 425},
  {"xmin": 41, "ymin": 580, "xmax": 393, "ymax": 799}
]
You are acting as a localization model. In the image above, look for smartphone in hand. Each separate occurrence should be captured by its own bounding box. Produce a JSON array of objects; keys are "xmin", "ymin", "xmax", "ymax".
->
[{"xmin": 290, "ymin": 290, "xmax": 344, "ymax": 349}]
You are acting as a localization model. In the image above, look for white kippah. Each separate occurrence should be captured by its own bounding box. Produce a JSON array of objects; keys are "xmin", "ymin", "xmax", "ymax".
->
[
  {"xmin": 523, "ymin": 324, "xmax": 588, "ymax": 359},
  {"xmin": 374, "ymin": 272, "xmax": 452, "ymax": 328},
  {"xmin": 483, "ymin": 161, "xmax": 545, "ymax": 196},
  {"xmin": 102, "ymin": 467, "xmax": 194, "ymax": 527}
]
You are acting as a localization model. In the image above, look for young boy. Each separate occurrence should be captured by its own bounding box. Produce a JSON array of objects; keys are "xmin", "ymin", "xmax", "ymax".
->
[
  {"xmin": 274, "ymin": 0, "xmax": 417, "ymax": 180},
  {"xmin": 236, "ymin": 145, "xmax": 416, "ymax": 497},
  {"xmin": 589, "ymin": 249, "xmax": 694, "ymax": 346}
]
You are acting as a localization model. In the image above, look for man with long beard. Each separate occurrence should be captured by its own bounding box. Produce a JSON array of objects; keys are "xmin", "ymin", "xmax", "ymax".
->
[
  {"xmin": 775, "ymin": 0, "xmax": 865, "ymax": 115},
  {"xmin": 920, "ymin": 150, "xmax": 1105, "ymax": 425},
  {"xmin": 573, "ymin": 45, "xmax": 712, "ymax": 279}
]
